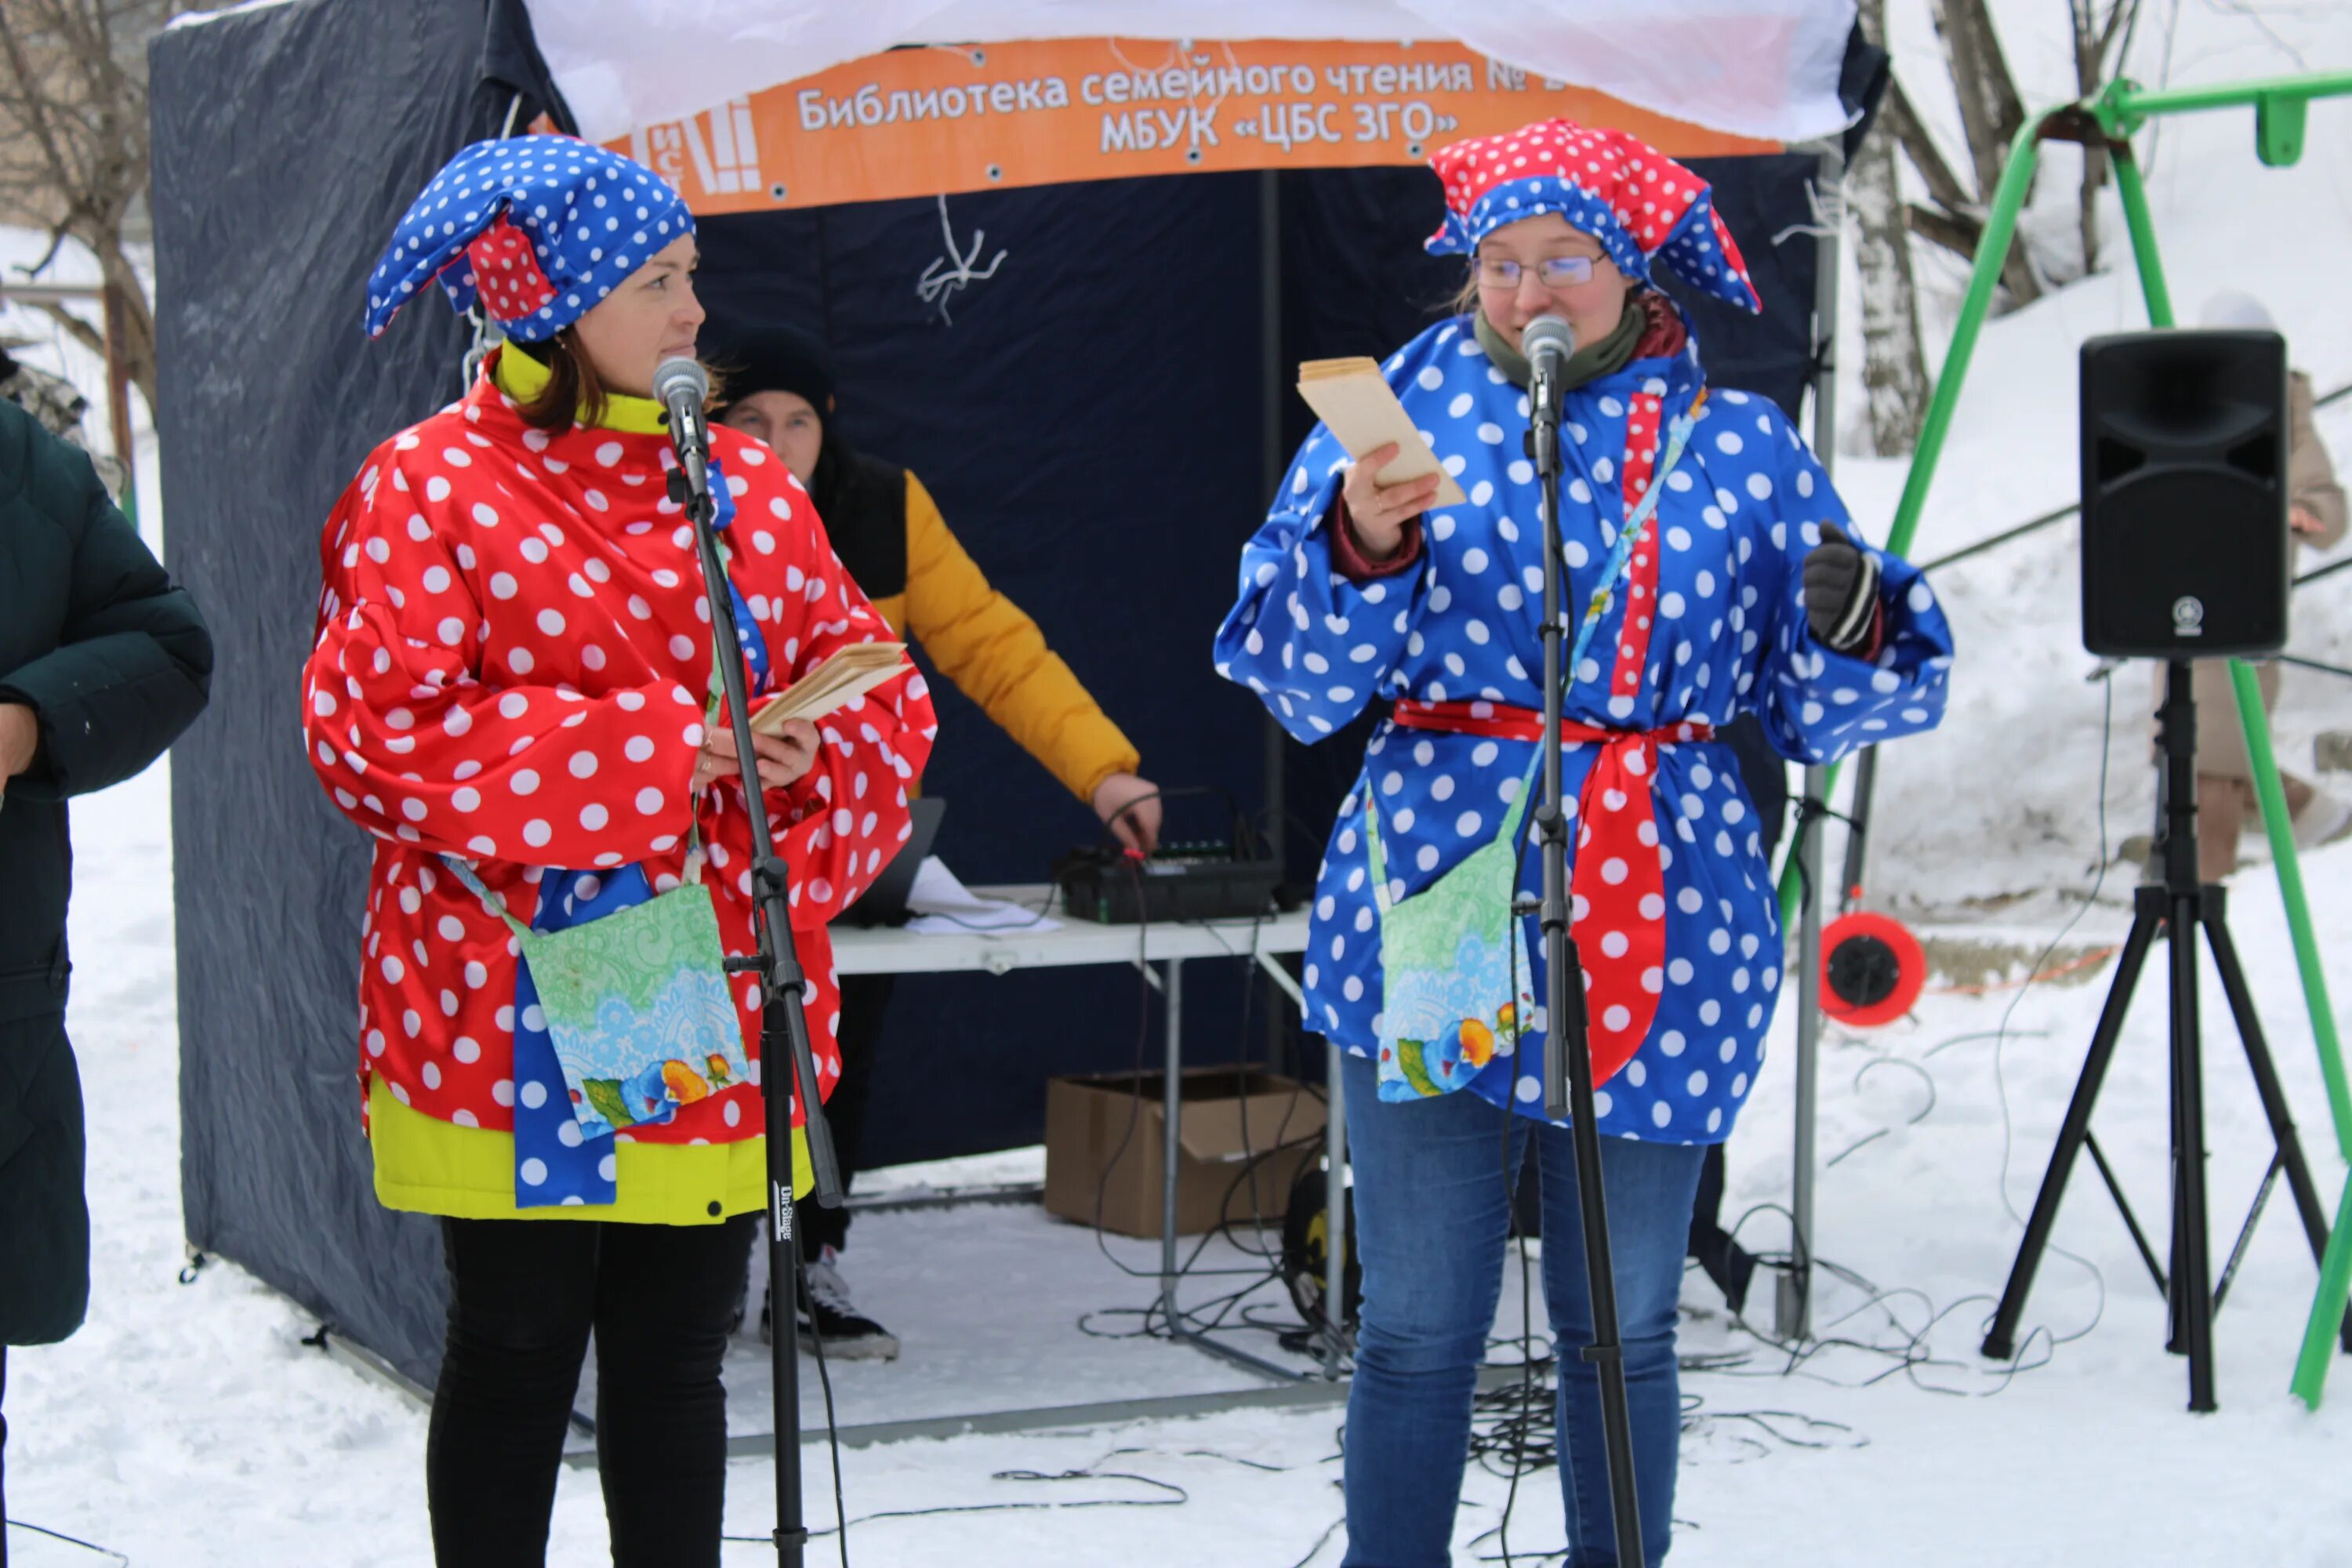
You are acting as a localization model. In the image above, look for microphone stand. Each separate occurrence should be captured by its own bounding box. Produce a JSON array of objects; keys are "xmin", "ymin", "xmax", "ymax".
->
[
  {"xmin": 664, "ymin": 387, "xmax": 845, "ymax": 1568},
  {"xmin": 1526, "ymin": 350, "xmax": 1644, "ymax": 1564}
]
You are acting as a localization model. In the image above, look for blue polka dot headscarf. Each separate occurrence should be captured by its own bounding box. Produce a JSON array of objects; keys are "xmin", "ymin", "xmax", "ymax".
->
[
  {"xmin": 1425, "ymin": 118, "xmax": 1760, "ymax": 314},
  {"xmin": 364, "ymin": 135, "xmax": 694, "ymax": 342}
]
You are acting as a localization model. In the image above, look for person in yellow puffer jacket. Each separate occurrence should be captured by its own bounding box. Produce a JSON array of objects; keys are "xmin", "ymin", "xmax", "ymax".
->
[{"xmin": 706, "ymin": 320, "xmax": 1161, "ymax": 1361}]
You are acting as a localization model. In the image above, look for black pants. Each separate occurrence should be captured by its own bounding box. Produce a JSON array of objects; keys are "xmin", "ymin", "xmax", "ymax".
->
[
  {"xmin": 1686, "ymin": 1143, "xmax": 1758, "ymax": 1312},
  {"xmin": 793, "ymin": 973, "xmax": 895, "ymax": 1260},
  {"xmin": 1679, "ymin": 714, "xmax": 1781, "ymax": 1310},
  {"xmin": 426, "ymin": 1214, "xmax": 754, "ymax": 1568}
]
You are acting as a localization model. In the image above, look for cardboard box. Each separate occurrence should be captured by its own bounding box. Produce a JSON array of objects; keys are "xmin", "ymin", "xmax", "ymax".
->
[{"xmin": 1043, "ymin": 1067, "xmax": 1327, "ymax": 1240}]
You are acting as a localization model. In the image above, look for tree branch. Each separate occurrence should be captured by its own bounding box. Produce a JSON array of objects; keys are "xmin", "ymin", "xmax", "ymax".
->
[
  {"xmin": 0, "ymin": 16, "xmax": 84, "ymax": 205},
  {"xmin": 1906, "ymin": 201, "xmax": 2044, "ymax": 304},
  {"xmin": 1931, "ymin": 0, "xmax": 2031, "ymax": 201},
  {"xmin": 27, "ymin": 298, "xmax": 106, "ymax": 360},
  {"xmin": 2098, "ymin": 0, "xmax": 2143, "ymax": 56},
  {"xmin": 1851, "ymin": 0, "xmax": 1932, "ymax": 456},
  {"xmin": 26, "ymin": 221, "xmax": 76, "ymax": 277},
  {"xmin": 1906, "ymin": 202, "xmax": 1980, "ymax": 259},
  {"xmin": 1885, "ymin": 75, "xmax": 1976, "ymax": 216},
  {"xmin": 0, "ymin": 2, "xmax": 180, "ymax": 416}
]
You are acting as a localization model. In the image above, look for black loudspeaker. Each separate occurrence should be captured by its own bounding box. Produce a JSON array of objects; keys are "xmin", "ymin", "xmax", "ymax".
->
[{"xmin": 2079, "ymin": 329, "xmax": 2289, "ymax": 658}]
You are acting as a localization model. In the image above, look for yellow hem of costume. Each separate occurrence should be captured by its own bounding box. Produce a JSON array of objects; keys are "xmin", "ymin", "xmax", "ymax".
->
[
  {"xmin": 367, "ymin": 1074, "xmax": 808, "ymax": 1223},
  {"xmin": 489, "ymin": 343, "xmax": 671, "ymax": 435}
]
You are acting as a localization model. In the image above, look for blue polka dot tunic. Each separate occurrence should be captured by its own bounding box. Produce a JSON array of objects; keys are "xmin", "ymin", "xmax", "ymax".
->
[{"xmin": 1214, "ymin": 312, "xmax": 1954, "ymax": 1143}]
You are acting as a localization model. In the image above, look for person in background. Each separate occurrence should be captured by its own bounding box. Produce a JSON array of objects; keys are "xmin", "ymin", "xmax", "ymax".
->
[
  {"xmin": 2176, "ymin": 290, "xmax": 2348, "ymax": 880},
  {"xmin": 1525, "ymin": 717, "xmax": 1782, "ymax": 1313},
  {"xmin": 0, "ymin": 397, "xmax": 212, "ymax": 1553},
  {"xmin": 705, "ymin": 321, "xmax": 1162, "ymax": 1363},
  {"xmin": 1683, "ymin": 718, "xmax": 1784, "ymax": 1314}
]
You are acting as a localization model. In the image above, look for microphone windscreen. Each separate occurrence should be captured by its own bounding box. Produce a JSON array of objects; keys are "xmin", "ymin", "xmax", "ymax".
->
[
  {"xmin": 1521, "ymin": 314, "xmax": 1577, "ymax": 364},
  {"xmin": 652, "ymin": 356, "xmax": 710, "ymax": 407}
]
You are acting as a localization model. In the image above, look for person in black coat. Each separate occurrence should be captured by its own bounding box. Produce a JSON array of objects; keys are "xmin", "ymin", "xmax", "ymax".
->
[
  {"xmin": 0, "ymin": 398, "xmax": 212, "ymax": 1544},
  {"xmin": 1686, "ymin": 716, "xmax": 1782, "ymax": 1314}
]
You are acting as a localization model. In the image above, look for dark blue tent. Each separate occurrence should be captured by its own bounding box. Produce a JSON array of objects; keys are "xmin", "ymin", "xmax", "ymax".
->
[{"xmin": 152, "ymin": 0, "xmax": 1869, "ymax": 1383}]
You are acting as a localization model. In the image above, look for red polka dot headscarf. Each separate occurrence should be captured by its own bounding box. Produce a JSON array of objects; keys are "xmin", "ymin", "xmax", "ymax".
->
[
  {"xmin": 364, "ymin": 135, "xmax": 692, "ymax": 343},
  {"xmin": 1425, "ymin": 118, "xmax": 1760, "ymax": 314}
]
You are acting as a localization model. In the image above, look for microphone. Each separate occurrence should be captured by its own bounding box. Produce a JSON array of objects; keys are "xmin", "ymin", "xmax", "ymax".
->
[
  {"xmin": 652, "ymin": 355, "xmax": 712, "ymax": 505},
  {"xmin": 1522, "ymin": 314, "xmax": 1577, "ymax": 416}
]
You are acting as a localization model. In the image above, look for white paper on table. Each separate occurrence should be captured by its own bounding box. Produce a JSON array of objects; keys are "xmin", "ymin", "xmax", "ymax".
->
[{"xmin": 902, "ymin": 856, "xmax": 1062, "ymax": 935}]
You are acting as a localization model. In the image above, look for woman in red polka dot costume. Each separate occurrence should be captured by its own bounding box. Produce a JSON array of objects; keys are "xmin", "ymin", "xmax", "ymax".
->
[{"xmin": 308, "ymin": 137, "xmax": 935, "ymax": 1561}]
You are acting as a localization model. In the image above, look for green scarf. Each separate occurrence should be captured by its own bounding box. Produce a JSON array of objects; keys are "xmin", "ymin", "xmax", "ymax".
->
[{"xmin": 1474, "ymin": 298, "xmax": 1647, "ymax": 392}]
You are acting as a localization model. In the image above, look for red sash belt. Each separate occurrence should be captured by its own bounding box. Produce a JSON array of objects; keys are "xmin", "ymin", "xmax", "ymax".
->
[{"xmin": 1391, "ymin": 699, "xmax": 1713, "ymax": 1084}]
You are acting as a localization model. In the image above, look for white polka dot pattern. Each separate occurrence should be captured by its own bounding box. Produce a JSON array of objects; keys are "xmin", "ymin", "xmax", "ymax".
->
[
  {"xmin": 305, "ymin": 360, "xmax": 938, "ymax": 1167},
  {"xmin": 1421, "ymin": 117, "xmax": 1762, "ymax": 314},
  {"xmin": 364, "ymin": 136, "xmax": 691, "ymax": 343},
  {"xmin": 1211, "ymin": 307, "xmax": 1954, "ymax": 1146}
]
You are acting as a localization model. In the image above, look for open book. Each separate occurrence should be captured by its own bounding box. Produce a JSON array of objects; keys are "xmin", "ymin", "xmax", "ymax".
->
[
  {"xmin": 1297, "ymin": 357, "xmax": 1469, "ymax": 508},
  {"xmin": 747, "ymin": 641, "xmax": 909, "ymax": 735}
]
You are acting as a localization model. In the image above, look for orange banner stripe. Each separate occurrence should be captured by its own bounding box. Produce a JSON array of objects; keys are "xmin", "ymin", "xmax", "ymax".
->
[{"xmin": 611, "ymin": 38, "xmax": 1780, "ymax": 215}]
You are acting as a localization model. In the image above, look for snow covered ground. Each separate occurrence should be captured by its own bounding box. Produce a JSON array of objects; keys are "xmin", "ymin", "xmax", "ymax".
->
[
  {"xmin": 14, "ymin": 750, "xmax": 2352, "ymax": 1566},
  {"xmin": 10, "ymin": 2, "xmax": 2352, "ymax": 1563}
]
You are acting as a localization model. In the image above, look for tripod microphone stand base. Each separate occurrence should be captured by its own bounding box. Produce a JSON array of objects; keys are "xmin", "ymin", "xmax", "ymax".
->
[{"xmin": 1980, "ymin": 661, "xmax": 2352, "ymax": 1410}]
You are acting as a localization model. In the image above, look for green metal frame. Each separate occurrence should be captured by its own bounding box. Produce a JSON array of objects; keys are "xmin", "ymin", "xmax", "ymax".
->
[{"xmin": 1777, "ymin": 69, "xmax": 2352, "ymax": 1406}]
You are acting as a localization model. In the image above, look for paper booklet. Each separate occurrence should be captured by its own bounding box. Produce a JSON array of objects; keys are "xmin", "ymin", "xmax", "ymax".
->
[
  {"xmin": 747, "ymin": 641, "xmax": 909, "ymax": 735},
  {"xmin": 1296, "ymin": 357, "xmax": 1470, "ymax": 508}
]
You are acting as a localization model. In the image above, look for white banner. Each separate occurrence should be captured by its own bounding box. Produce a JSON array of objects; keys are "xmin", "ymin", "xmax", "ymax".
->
[{"xmin": 522, "ymin": 0, "xmax": 1860, "ymax": 147}]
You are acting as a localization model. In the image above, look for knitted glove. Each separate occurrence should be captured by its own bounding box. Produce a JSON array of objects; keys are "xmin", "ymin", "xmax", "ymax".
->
[{"xmin": 1802, "ymin": 521, "xmax": 1882, "ymax": 653}]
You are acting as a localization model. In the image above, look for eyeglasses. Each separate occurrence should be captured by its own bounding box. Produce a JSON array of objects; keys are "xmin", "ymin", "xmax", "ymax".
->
[{"xmin": 1475, "ymin": 255, "xmax": 1596, "ymax": 291}]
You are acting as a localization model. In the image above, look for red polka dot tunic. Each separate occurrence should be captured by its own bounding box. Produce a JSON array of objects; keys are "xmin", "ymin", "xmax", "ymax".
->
[{"xmin": 302, "ymin": 348, "xmax": 936, "ymax": 1156}]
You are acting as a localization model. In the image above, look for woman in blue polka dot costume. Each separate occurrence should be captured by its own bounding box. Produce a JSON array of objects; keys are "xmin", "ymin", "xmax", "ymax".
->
[{"xmin": 1214, "ymin": 118, "xmax": 1953, "ymax": 1565}]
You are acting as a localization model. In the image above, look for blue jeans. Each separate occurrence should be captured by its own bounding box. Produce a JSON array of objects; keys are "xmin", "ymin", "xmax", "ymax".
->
[{"xmin": 1340, "ymin": 1051, "xmax": 1704, "ymax": 1567}]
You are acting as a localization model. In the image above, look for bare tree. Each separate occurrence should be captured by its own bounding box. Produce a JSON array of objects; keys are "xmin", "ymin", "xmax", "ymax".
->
[
  {"xmin": 1882, "ymin": 0, "xmax": 2144, "ymax": 314},
  {"xmin": 2068, "ymin": 0, "xmax": 2145, "ymax": 274},
  {"xmin": 1933, "ymin": 0, "xmax": 2029, "ymax": 202},
  {"xmin": 1893, "ymin": 0, "xmax": 2044, "ymax": 307},
  {"xmin": 0, "ymin": 0, "xmax": 191, "ymax": 416},
  {"xmin": 1850, "ymin": 0, "xmax": 1931, "ymax": 455}
]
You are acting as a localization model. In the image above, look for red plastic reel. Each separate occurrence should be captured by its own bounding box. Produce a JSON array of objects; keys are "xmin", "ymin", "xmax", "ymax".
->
[{"xmin": 1818, "ymin": 910, "xmax": 1926, "ymax": 1027}]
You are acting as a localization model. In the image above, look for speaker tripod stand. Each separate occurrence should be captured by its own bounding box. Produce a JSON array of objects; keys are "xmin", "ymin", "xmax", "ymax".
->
[{"xmin": 1982, "ymin": 660, "xmax": 2352, "ymax": 1410}]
